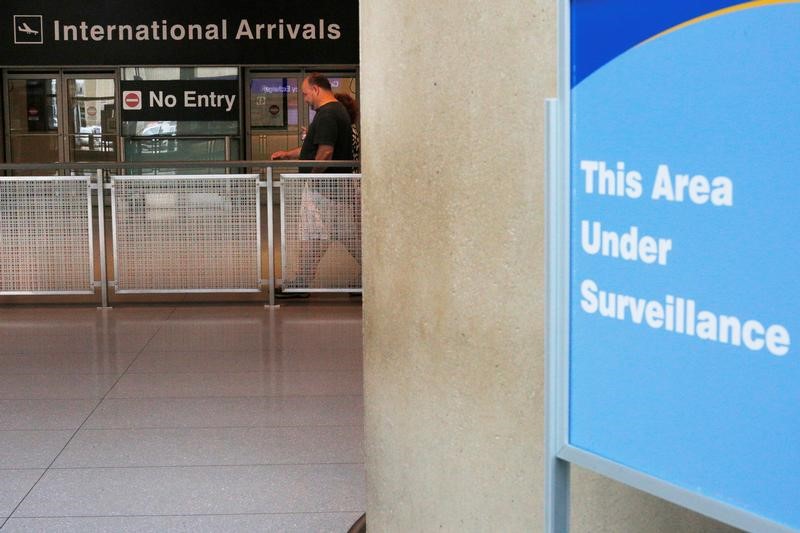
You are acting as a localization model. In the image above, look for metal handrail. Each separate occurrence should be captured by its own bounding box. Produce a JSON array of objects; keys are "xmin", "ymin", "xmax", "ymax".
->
[{"xmin": 0, "ymin": 160, "xmax": 359, "ymax": 170}]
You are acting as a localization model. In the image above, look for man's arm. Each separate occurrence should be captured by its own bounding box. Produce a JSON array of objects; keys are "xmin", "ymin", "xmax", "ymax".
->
[
  {"xmin": 311, "ymin": 144, "xmax": 334, "ymax": 173},
  {"xmin": 270, "ymin": 147, "xmax": 301, "ymax": 160}
]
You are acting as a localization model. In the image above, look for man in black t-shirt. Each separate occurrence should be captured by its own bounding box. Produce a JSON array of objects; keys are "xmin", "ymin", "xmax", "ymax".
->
[
  {"xmin": 271, "ymin": 74, "xmax": 360, "ymax": 293},
  {"xmin": 271, "ymin": 73, "xmax": 352, "ymax": 172}
]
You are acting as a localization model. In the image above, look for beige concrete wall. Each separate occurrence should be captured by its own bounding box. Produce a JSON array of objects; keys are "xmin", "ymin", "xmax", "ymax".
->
[{"xmin": 360, "ymin": 1, "xmax": 739, "ymax": 531}]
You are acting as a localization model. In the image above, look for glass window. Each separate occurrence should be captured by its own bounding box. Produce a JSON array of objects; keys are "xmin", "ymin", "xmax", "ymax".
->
[
  {"xmin": 250, "ymin": 78, "xmax": 300, "ymax": 129},
  {"xmin": 123, "ymin": 138, "xmax": 239, "ymax": 175},
  {"xmin": 120, "ymin": 67, "xmax": 239, "ymax": 137},
  {"xmin": 120, "ymin": 67, "xmax": 240, "ymax": 166},
  {"xmin": 8, "ymin": 79, "xmax": 58, "ymax": 133},
  {"xmin": 7, "ymin": 78, "xmax": 60, "ymax": 172},
  {"xmin": 67, "ymin": 78, "xmax": 117, "ymax": 163}
]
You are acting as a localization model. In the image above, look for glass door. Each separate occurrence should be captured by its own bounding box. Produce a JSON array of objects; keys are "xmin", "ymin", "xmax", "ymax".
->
[
  {"xmin": 5, "ymin": 75, "xmax": 61, "ymax": 171},
  {"xmin": 5, "ymin": 71, "xmax": 119, "ymax": 173},
  {"xmin": 247, "ymin": 73, "xmax": 302, "ymax": 161},
  {"xmin": 65, "ymin": 76, "xmax": 118, "ymax": 163}
]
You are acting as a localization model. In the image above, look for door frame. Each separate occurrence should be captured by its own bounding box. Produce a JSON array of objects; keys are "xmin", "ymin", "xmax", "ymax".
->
[{"xmin": 3, "ymin": 68, "xmax": 119, "ymax": 168}]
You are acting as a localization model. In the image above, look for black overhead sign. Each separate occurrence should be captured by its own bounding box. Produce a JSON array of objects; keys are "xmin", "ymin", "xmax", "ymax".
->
[
  {"xmin": 120, "ymin": 80, "xmax": 239, "ymax": 121},
  {"xmin": 0, "ymin": 0, "xmax": 358, "ymax": 66}
]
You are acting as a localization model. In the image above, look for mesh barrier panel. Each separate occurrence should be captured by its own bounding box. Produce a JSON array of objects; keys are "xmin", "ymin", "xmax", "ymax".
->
[
  {"xmin": 112, "ymin": 175, "xmax": 260, "ymax": 292},
  {"xmin": 0, "ymin": 177, "xmax": 93, "ymax": 294},
  {"xmin": 281, "ymin": 174, "xmax": 362, "ymax": 291}
]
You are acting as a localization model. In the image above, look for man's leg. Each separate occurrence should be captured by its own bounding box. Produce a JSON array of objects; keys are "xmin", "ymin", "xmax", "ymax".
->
[{"xmin": 295, "ymin": 238, "xmax": 329, "ymax": 288}]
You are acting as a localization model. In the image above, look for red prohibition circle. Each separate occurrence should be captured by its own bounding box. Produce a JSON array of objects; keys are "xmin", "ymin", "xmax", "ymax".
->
[{"xmin": 124, "ymin": 92, "xmax": 140, "ymax": 108}]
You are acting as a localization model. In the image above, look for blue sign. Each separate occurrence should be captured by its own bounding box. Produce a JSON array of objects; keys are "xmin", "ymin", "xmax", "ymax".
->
[{"xmin": 569, "ymin": 1, "xmax": 800, "ymax": 530}]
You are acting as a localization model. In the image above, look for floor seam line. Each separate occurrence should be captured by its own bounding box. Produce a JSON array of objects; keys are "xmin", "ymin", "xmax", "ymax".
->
[{"xmin": 0, "ymin": 307, "xmax": 178, "ymax": 528}]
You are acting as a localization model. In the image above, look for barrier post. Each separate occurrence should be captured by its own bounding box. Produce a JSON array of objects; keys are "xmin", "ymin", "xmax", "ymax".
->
[
  {"xmin": 265, "ymin": 166, "xmax": 277, "ymax": 307},
  {"xmin": 96, "ymin": 169, "xmax": 110, "ymax": 309}
]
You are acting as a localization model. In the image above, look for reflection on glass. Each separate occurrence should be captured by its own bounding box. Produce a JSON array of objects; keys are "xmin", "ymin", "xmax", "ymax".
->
[
  {"xmin": 69, "ymin": 135, "xmax": 117, "ymax": 162},
  {"xmin": 121, "ymin": 67, "xmax": 237, "ymax": 81},
  {"xmin": 67, "ymin": 79, "xmax": 117, "ymax": 162},
  {"xmin": 8, "ymin": 79, "xmax": 59, "ymax": 133},
  {"xmin": 250, "ymin": 78, "xmax": 300, "ymax": 128},
  {"xmin": 124, "ymin": 137, "xmax": 239, "ymax": 173},
  {"xmin": 128, "ymin": 121, "xmax": 179, "ymax": 155},
  {"xmin": 67, "ymin": 79, "xmax": 115, "ymax": 134},
  {"xmin": 121, "ymin": 120, "xmax": 237, "ymax": 137},
  {"xmin": 8, "ymin": 79, "xmax": 59, "ymax": 172}
]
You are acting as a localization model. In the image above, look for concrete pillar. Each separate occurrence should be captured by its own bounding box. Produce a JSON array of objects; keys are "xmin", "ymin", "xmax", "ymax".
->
[{"xmin": 360, "ymin": 1, "xmax": 739, "ymax": 531}]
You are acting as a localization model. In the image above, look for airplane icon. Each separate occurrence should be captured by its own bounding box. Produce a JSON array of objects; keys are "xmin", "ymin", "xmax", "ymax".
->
[
  {"xmin": 17, "ymin": 22, "xmax": 39, "ymax": 35},
  {"xmin": 13, "ymin": 15, "xmax": 43, "ymax": 44}
]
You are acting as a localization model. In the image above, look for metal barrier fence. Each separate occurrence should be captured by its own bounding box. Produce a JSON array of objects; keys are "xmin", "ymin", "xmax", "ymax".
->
[
  {"xmin": 0, "ymin": 176, "xmax": 94, "ymax": 294},
  {"xmin": 281, "ymin": 174, "xmax": 362, "ymax": 292},
  {"xmin": 0, "ymin": 161, "xmax": 360, "ymax": 306},
  {"xmin": 112, "ymin": 175, "xmax": 262, "ymax": 293}
]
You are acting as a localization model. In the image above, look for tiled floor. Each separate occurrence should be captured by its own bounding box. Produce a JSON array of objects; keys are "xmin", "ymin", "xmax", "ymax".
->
[{"xmin": 0, "ymin": 302, "xmax": 364, "ymax": 532}]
